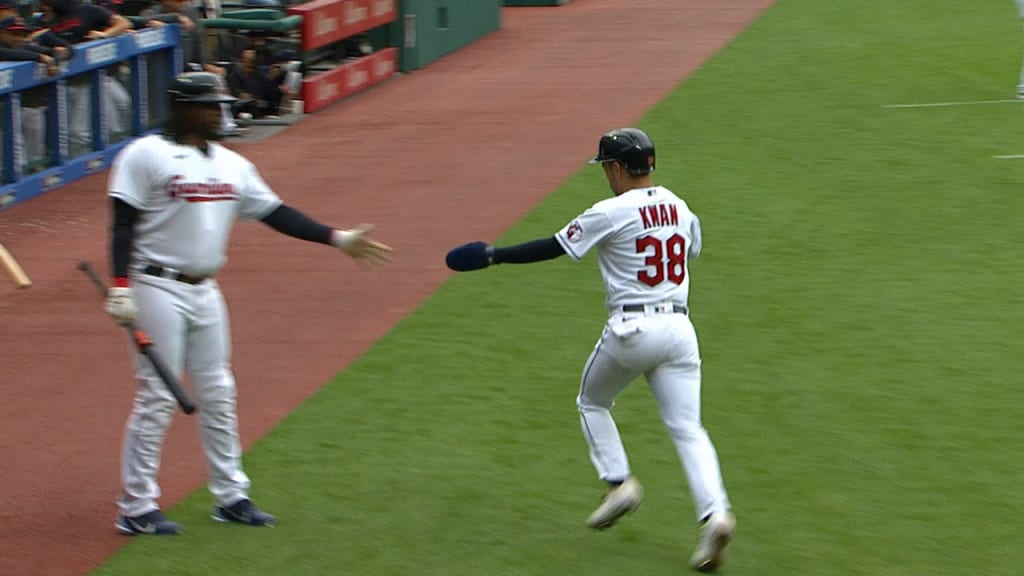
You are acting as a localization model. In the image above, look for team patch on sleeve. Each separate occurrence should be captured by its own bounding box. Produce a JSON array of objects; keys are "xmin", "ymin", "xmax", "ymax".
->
[{"xmin": 566, "ymin": 220, "xmax": 584, "ymax": 242}]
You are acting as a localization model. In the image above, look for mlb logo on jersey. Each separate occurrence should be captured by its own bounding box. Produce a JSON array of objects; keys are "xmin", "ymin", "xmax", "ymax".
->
[{"xmin": 566, "ymin": 220, "xmax": 584, "ymax": 242}]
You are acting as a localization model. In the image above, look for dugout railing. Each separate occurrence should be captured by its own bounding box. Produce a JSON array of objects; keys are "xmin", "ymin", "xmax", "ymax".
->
[
  {"xmin": 0, "ymin": 0, "xmax": 503, "ymax": 213},
  {"xmin": 0, "ymin": 26, "xmax": 181, "ymax": 212}
]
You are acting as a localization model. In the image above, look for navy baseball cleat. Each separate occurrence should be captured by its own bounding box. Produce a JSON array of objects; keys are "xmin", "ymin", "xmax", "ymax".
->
[
  {"xmin": 115, "ymin": 510, "xmax": 182, "ymax": 535},
  {"xmin": 212, "ymin": 499, "xmax": 276, "ymax": 526}
]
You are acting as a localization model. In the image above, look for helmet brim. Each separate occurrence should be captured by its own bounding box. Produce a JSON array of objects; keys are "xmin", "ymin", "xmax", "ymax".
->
[{"xmin": 172, "ymin": 94, "xmax": 239, "ymax": 104}]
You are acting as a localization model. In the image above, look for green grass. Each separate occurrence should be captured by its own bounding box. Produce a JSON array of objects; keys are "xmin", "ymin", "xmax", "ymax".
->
[{"xmin": 93, "ymin": 1, "xmax": 1023, "ymax": 574}]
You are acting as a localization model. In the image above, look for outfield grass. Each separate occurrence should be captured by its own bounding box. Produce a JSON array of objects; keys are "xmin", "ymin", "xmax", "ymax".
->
[{"xmin": 93, "ymin": 1, "xmax": 1022, "ymax": 574}]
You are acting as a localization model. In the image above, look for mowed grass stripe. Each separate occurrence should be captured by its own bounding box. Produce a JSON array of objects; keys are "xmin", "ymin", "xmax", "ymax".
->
[{"xmin": 93, "ymin": 1, "xmax": 1022, "ymax": 575}]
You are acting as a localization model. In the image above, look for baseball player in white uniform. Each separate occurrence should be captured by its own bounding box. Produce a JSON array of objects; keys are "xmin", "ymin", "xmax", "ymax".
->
[
  {"xmin": 445, "ymin": 128, "xmax": 735, "ymax": 572},
  {"xmin": 104, "ymin": 71, "xmax": 392, "ymax": 535}
]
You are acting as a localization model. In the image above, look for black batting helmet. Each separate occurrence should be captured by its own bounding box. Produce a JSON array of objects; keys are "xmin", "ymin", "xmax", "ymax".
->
[
  {"xmin": 588, "ymin": 128, "xmax": 656, "ymax": 176},
  {"xmin": 167, "ymin": 72, "xmax": 237, "ymax": 104}
]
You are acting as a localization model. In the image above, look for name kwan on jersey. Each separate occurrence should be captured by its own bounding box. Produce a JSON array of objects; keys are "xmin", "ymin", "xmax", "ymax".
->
[{"xmin": 566, "ymin": 201, "xmax": 681, "ymax": 244}]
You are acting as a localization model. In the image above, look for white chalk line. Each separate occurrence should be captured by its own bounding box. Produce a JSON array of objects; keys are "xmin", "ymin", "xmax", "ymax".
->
[
  {"xmin": 884, "ymin": 98, "xmax": 1024, "ymax": 158},
  {"xmin": 884, "ymin": 99, "xmax": 1022, "ymax": 109}
]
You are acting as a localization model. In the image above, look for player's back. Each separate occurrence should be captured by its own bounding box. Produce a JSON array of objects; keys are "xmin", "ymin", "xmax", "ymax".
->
[{"xmin": 595, "ymin": 185, "xmax": 701, "ymax": 312}]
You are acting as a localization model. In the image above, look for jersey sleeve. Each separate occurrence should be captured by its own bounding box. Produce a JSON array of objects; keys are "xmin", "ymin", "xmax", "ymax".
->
[
  {"xmin": 688, "ymin": 213, "xmax": 702, "ymax": 260},
  {"xmin": 107, "ymin": 142, "xmax": 151, "ymax": 210},
  {"xmin": 237, "ymin": 161, "xmax": 283, "ymax": 220},
  {"xmin": 554, "ymin": 207, "xmax": 616, "ymax": 261}
]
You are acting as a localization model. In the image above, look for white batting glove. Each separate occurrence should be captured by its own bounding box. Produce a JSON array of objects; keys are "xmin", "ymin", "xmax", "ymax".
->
[
  {"xmin": 330, "ymin": 224, "xmax": 393, "ymax": 267},
  {"xmin": 104, "ymin": 286, "xmax": 139, "ymax": 325}
]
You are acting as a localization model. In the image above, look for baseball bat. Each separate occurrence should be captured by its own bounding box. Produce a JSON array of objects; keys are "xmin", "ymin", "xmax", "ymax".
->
[
  {"xmin": 0, "ymin": 242, "xmax": 32, "ymax": 289},
  {"xmin": 77, "ymin": 260, "xmax": 197, "ymax": 415}
]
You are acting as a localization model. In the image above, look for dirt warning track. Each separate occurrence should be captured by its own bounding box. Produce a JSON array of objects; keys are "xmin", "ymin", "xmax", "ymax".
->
[{"xmin": 0, "ymin": 2, "xmax": 775, "ymax": 574}]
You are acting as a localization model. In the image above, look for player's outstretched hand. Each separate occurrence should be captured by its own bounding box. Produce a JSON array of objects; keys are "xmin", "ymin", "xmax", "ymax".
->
[
  {"xmin": 331, "ymin": 224, "xmax": 392, "ymax": 267},
  {"xmin": 446, "ymin": 241, "xmax": 493, "ymax": 272}
]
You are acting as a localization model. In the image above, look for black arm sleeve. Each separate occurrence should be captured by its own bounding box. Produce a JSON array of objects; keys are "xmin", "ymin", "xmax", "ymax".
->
[
  {"xmin": 492, "ymin": 236, "xmax": 566, "ymax": 264},
  {"xmin": 0, "ymin": 46, "xmax": 47, "ymax": 61},
  {"xmin": 111, "ymin": 198, "xmax": 138, "ymax": 278},
  {"xmin": 260, "ymin": 204, "xmax": 334, "ymax": 244},
  {"xmin": 33, "ymin": 30, "xmax": 74, "ymax": 53}
]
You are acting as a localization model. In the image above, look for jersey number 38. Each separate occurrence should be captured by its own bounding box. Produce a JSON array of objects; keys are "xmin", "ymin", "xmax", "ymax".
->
[{"xmin": 636, "ymin": 234, "xmax": 686, "ymax": 287}]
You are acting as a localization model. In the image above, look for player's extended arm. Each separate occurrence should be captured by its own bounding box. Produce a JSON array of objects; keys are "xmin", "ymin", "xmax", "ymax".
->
[
  {"xmin": 260, "ymin": 204, "xmax": 391, "ymax": 265},
  {"xmin": 445, "ymin": 237, "xmax": 565, "ymax": 272}
]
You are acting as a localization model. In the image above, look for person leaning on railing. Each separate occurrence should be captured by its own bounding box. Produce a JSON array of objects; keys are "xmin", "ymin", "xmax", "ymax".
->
[
  {"xmin": 36, "ymin": 0, "xmax": 132, "ymax": 43},
  {"xmin": 34, "ymin": 0, "xmax": 133, "ymax": 149},
  {"xmin": 94, "ymin": 0, "xmax": 196, "ymax": 33},
  {"xmin": 0, "ymin": 15, "xmax": 71, "ymax": 74},
  {"xmin": 0, "ymin": 15, "xmax": 74, "ymax": 172}
]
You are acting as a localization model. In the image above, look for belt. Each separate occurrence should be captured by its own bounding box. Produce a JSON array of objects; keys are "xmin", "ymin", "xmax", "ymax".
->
[
  {"xmin": 143, "ymin": 265, "xmax": 209, "ymax": 285},
  {"xmin": 622, "ymin": 303, "xmax": 688, "ymax": 315}
]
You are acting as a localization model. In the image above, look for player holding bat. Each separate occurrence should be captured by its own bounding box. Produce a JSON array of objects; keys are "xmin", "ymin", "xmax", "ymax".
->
[{"xmin": 104, "ymin": 71, "xmax": 392, "ymax": 536}]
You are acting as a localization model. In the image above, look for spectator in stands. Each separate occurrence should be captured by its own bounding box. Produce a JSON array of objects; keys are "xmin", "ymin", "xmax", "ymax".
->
[
  {"xmin": 36, "ymin": 0, "xmax": 133, "ymax": 149},
  {"xmin": 226, "ymin": 47, "xmax": 285, "ymax": 119},
  {"xmin": 140, "ymin": 0, "xmax": 244, "ymax": 136},
  {"xmin": 0, "ymin": 16, "xmax": 72, "ymax": 170}
]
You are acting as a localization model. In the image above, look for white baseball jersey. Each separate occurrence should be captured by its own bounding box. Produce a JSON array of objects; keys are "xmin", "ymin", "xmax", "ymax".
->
[
  {"xmin": 108, "ymin": 134, "xmax": 282, "ymax": 277},
  {"xmin": 555, "ymin": 185, "xmax": 702, "ymax": 312}
]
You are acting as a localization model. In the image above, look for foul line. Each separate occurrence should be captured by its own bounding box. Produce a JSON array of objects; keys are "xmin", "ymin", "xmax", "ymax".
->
[
  {"xmin": 884, "ymin": 99, "xmax": 1022, "ymax": 109},
  {"xmin": 993, "ymin": 154, "xmax": 1024, "ymax": 159}
]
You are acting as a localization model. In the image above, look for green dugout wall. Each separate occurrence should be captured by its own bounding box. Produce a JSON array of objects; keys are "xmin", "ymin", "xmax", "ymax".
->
[{"xmin": 389, "ymin": 0, "xmax": 502, "ymax": 72}]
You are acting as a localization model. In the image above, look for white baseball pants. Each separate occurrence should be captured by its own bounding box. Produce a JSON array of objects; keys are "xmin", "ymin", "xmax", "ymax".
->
[
  {"xmin": 117, "ymin": 274, "xmax": 251, "ymax": 518},
  {"xmin": 18, "ymin": 106, "xmax": 46, "ymax": 168},
  {"xmin": 577, "ymin": 311, "xmax": 731, "ymax": 521}
]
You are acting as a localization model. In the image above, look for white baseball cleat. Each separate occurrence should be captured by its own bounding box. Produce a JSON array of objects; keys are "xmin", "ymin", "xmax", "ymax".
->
[
  {"xmin": 690, "ymin": 510, "xmax": 736, "ymax": 572},
  {"xmin": 586, "ymin": 476, "xmax": 643, "ymax": 529}
]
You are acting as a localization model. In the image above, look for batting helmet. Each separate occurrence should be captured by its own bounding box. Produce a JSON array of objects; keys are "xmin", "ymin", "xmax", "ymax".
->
[
  {"xmin": 588, "ymin": 128, "xmax": 656, "ymax": 176},
  {"xmin": 167, "ymin": 72, "xmax": 237, "ymax": 104}
]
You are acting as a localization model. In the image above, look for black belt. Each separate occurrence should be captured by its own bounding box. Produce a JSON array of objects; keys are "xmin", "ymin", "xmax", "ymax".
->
[
  {"xmin": 143, "ymin": 265, "xmax": 209, "ymax": 285},
  {"xmin": 622, "ymin": 303, "xmax": 688, "ymax": 315}
]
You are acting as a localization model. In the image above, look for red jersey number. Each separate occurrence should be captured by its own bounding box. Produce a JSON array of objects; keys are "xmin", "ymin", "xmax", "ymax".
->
[{"xmin": 636, "ymin": 234, "xmax": 686, "ymax": 287}]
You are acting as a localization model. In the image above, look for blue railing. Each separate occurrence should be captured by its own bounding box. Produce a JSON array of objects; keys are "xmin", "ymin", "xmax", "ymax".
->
[{"xmin": 0, "ymin": 25, "xmax": 181, "ymax": 212}]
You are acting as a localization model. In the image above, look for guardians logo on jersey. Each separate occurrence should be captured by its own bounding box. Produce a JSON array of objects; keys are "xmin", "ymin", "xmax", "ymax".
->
[
  {"xmin": 168, "ymin": 176, "xmax": 240, "ymax": 203},
  {"xmin": 566, "ymin": 220, "xmax": 583, "ymax": 242}
]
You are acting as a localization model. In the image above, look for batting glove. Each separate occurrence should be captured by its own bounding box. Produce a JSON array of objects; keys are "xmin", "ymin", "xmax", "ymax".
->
[
  {"xmin": 445, "ymin": 241, "xmax": 494, "ymax": 271},
  {"xmin": 105, "ymin": 286, "xmax": 139, "ymax": 325},
  {"xmin": 330, "ymin": 224, "xmax": 392, "ymax": 266}
]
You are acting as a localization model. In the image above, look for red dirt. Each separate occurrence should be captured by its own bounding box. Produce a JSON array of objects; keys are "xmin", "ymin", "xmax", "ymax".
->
[{"xmin": 0, "ymin": 1, "xmax": 775, "ymax": 574}]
